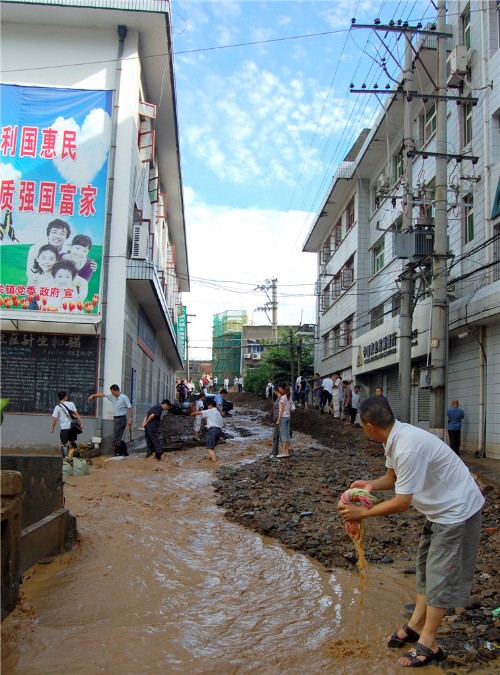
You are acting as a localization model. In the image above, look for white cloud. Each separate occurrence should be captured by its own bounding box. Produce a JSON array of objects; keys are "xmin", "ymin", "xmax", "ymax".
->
[
  {"xmin": 52, "ymin": 107, "xmax": 111, "ymax": 188},
  {"xmin": 183, "ymin": 187, "xmax": 317, "ymax": 359}
]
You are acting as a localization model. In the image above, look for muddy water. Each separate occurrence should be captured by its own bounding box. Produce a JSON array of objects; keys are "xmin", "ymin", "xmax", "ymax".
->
[{"xmin": 2, "ymin": 412, "xmax": 442, "ymax": 675}]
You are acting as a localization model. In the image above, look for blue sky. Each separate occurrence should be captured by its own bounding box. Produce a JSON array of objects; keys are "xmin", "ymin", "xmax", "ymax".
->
[{"xmin": 171, "ymin": 0, "xmax": 438, "ymax": 361}]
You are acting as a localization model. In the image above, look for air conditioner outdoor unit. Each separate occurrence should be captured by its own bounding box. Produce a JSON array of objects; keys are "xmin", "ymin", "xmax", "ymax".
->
[
  {"xmin": 447, "ymin": 45, "xmax": 467, "ymax": 86},
  {"xmin": 243, "ymin": 353, "xmax": 252, "ymax": 359},
  {"xmin": 376, "ymin": 173, "xmax": 390, "ymax": 193},
  {"xmin": 131, "ymin": 224, "xmax": 149, "ymax": 260},
  {"xmin": 252, "ymin": 353, "xmax": 261, "ymax": 360}
]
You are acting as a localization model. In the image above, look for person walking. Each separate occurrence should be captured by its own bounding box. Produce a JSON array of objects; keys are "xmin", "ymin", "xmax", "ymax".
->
[
  {"xmin": 298, "ymin": 376, "xmax": 309, "ymax": 408},
  {"xmin": 192, "ymin": 393, "xmax": 205, "ymax": 440},
  {"xmin": 176, "ymin": 379, "xmax": 188, "ymax": 405},
  {"xmin": 51, "ymin": 391, "xmax": 83, "ymax": 457},
  {"xmin": 320, "ymin": 374, "xmax": 333, "ymax": 414},
  {"xmin": 447, "ymin": 400, "xmax": 465, "ymax": 455},
  {"xmin": 223, "ymin": 376, "xmax": 229, "ymax": 391},
  {"xmin": 88, "ymin": 385, "xmax": 132, "ymax": 455},
  {"xmin": 350, "ymin": 385, "xmax": 362, "ymax": 424},
  {"xmin": 266, "ymin": 381, "xmax": 274, "ymax": 399},
  {"xmin": 342, "ymin": 380, "xmax": 352, "ymax": 425},
  {"xmin": 338, "ymin": 397, "xmax": 484, "ymax": 668},
  {"xmin": 141, "ymin": 399, "xmax": 170, "ymax": 461},
  {"xmin": 237, "ymin": 375, "xmax": 243, "ymax": 393},
  {"xmin": 276, "ymin": 382, "xmax": 292, "ymax": 458},
  {"xmin": 270, "ymin": 384, "xmax": 284, "ymax": 457},
  {"xmin": 190, "ymin": 399, "xmax": 224, "ymax": 462},
  {"xmin": 312, "ymin": 373, "xmax": 323, "ymax": 410}
]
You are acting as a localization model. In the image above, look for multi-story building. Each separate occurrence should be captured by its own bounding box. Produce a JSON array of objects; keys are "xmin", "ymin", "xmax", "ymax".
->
[
  {"xmin": 304, "ymin": 1, "xmax": 500, "ymax": 458},
  {"xmin": 212, "ymin": 310, "xmax": 248, "ymax": 381},
  {"xmin": 0, "ymin": 0, "xmax": 189, "ymax": 450},
  {"xmin": 241, "ymin": 323, "xmax": 315, "ymax": 375}
]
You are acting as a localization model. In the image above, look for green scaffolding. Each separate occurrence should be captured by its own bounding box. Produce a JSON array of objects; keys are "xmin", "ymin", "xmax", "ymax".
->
[{"xmin": 212, "ymin": 310, "xmax": 248, "ymax": 380}]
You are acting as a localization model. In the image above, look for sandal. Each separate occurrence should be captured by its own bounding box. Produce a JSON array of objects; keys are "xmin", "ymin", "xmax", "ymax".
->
[
  {"xmin": 387, "ymin": 623, "xmax": 420, "ymax": 648},
  {"xmin": 400, "ymin": 643, "xmax": 446, "ymax": 667}
]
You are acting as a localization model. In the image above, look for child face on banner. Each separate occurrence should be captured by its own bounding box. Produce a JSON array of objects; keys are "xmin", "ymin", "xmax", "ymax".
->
[
  {"xmin": 53, "ymin": 268, "xmax": 75, "ymax": 289},
  {"xmin": 36, "ymin": 249, "xmax": 58, "ymax": 273}
]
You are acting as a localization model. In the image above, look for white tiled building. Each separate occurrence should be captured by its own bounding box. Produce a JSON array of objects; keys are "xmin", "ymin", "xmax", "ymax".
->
[
  {"xmin": 0, "ymin": 0, "xmax": 189, "ymax": 450},
  {"xmin": 304, "ymin": 1, "xmax": 500, "ymax": 458}
]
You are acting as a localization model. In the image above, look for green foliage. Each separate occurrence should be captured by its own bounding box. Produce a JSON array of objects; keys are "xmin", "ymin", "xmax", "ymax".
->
[
  {"xmin": 244, "ymin": 363, "xmax": 272, "ymax": 395},
  {"xmin": 244, "ymin": 329, "xmax": 314, "ymax": 392}
]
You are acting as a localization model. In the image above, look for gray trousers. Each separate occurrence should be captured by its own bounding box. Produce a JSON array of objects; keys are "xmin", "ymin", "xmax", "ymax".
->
[{"xmin": 113, "ymin": 415, "xmax": 127, "ymax": 447}]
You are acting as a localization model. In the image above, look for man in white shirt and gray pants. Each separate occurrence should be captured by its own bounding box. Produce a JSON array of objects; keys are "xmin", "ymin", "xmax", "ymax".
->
[{"xmin": 338, "ymin": 397, "xmax": 484, "ymax": 668}]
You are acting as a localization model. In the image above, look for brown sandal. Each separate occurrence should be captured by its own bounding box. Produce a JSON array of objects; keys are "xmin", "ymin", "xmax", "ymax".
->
[{"xmin": 387, "ymin": 623, "xmax": 420, "ymax": 648}]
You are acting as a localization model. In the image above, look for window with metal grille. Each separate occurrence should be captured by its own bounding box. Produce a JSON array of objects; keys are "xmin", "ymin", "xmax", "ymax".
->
[
  {"xmin": 424, "ymin": 102, "xmax": 437, "ymax": 142},
  {"xmin": 371, "ymin": 303, "xmax": 384, "ymax": 329},
  {"xmin": 373, "ymin": 239, "xmax": 385, "ymax": 274},
  {"xmin": 462, "ymin": 95, "xmax": 473, "ymax": 147},
  {"xmin": 464, "ymin": 194, "xmax": 474, "ymax": 243},
  {"xmin": 462, "ymin": 5, "xmax": 471, "ymax": 50},
  {"xmin": 344, "ymin": 315, "xmax": 353, "ymax": 346},
  {"xmin": 346, "ymin": 197, "xmax": 355, "ymax": 230}
]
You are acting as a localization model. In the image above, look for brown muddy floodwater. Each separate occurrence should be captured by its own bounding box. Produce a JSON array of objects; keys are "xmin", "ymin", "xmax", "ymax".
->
[{"xmin": 2, "ymin": 411, "xmax": 442, "ymax": 675}]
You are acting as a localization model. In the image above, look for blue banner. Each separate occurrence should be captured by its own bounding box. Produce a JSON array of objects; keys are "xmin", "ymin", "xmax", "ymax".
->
[{"xmin": 0, "ymin": 84, "xmax": 112, "ymax": 317}]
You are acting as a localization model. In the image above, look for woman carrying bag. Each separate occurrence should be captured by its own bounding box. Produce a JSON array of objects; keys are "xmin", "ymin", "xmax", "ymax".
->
[{"xmin": 51, "ymin": 391, "xmax": 83, "ymax": 458}]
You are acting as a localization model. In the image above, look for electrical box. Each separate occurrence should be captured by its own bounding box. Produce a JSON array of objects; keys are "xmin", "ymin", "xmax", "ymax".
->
[
  {"xmin": 395, "ymin": 231, "xmax": 434, "ymax": 260},
  {"xmin": 419, "ymin": 369, "xmax": 431, "ymax": 389},
  {"xmin": 376, "ymin": 173, "xmax": 390, "ymax": 193},
  {"xmin": 131, "ymin": 225, "xmax": 149, "ymax": 260},
  {"xmin": 447, "ymin": 45, "xmax": 467, "ymax": 86}
]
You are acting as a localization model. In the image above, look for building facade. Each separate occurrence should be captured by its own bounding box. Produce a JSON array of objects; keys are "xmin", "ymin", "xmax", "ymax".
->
[
  {"xmin": 304, "ymin": 1, "xmax": 500, "ymax": 458},
  {"xmin": 0, "ymin": 0, "xmax": 189, "ymax": 450}
]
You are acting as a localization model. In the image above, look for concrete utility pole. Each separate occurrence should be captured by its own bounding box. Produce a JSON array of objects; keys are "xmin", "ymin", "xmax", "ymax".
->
[
  {"xmin": 272, "ymin": 277, "xmax": 278, "ymax": 340},
  {"xmin": 429, "ymin": 0, "xmax": 449, "ymax": 438},
  {"xmin": 398, "ymin": 30, "xmax": 415, "ymax": 423},
  {"xmin": 289, "ymin": 329, "xmax": 295, "ymax": 384}
]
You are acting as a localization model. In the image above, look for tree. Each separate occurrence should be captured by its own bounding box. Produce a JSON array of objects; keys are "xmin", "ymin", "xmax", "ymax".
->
[{"xmin": 243, "ymin": 329, "xmax": 314, "ymax": 394}]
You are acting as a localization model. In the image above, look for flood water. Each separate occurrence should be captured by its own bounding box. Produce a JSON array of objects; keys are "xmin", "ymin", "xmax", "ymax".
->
[{"xmin": 2, "ymin": 411, "xmax": 442, "ymax": 674}]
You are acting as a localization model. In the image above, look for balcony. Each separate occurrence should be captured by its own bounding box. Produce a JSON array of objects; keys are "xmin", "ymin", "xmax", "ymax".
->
[{"xmin": 126, "ymin": 258, "xmax": 183, "ymax": 367}]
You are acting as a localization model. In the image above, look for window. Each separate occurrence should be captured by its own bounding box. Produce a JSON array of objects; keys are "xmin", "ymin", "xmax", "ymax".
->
[
  {"xmin": 344, "ymin": 315, "xmax": 354, "ymax": 346},
  {"xmin": 391, "ymin": 294, "xmax": 401, "ymax": 317},
  {"xmin": 321, "ymin": 284, "xmax": 331, "ymax": 311},
  {"xmin": 323, "ymin": 332, "xmax": 329, "ymax": 358},
  {"xmin": 371, "ymin": 303, "xmax": 384, "ymax": 329},
  {"xmin": 424, "ymin": 102, "xmax": 437, "ymax": 141},
  {"xmin": 393, "ymin": 149, "xmax": 404, "ymax": 182},
  {"xmin": 346, "ymin": 197, "xmax": 355, "ymax": 230},
  {"xmin": 373, "ymin": 239, "xmax": 385, "ymax": 274},
  {"xmin": 321, "ymin": 241, "xmax": 330, "ymax": 264},
  {"xmin": 462, "ymin": 5, "xmax": 471, "ymax": 50},
  {"xmin": 342, "ymin": 255, "xmax": 355, "ymax": 288},
  {"xmin": 464, "ymin": 194, "xmax": 474, "ymax": 243},
  {"xmin": 334, "ymin": 219, "xmax": 342, "ymax": 247},
  {"xmin": 333, "ymin": 325, "xmax": 341, "ymax": 352},
  {"xmin": 462, "ymin": 96, "xmax": 473, "ymax": 147},
  {"xmin": 333, "ymin": 274, "xmax": 341, "ymax": 299}
]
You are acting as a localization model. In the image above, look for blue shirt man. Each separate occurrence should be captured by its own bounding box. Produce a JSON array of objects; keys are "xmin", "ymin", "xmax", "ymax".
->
[
  {"xmin": 447, "ymin": 400, "xmax": 464, "ymax": 454},
  {"xmin": 214, "ymin": 388, "xmax": 228, "ymax": 415}
]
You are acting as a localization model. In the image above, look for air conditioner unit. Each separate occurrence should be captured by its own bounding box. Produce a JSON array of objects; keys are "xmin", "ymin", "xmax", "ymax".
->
[
  {"xmin": 447, "ymin": 45, "xmax": 467, "ymax": 86},
  {"xmin": 376, "ymin": 173, "xmax": 390, "ymax": 193},
  {"xmin": 243, "ymin": 353, "xmax": 252, "ymax": 359},
  {"xmin": 252, "ymin": 353, "xmax": 261, "ymax": 360},
  {"xmin": 131, "ymin": 225, "xmax": 149, "ymax": 259}
]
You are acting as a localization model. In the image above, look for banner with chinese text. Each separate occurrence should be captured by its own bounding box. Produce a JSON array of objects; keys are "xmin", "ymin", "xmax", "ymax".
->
[{"xmin": 0, "ymin": 84, "xmax": 112, "ymax": 317}]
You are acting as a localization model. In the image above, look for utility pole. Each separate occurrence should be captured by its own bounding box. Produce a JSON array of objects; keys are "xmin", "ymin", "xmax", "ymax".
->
[
  {"xmin": 272, "ymin": 277, "xmax": 278, "ymax": 340},
  {"xmin": 289, "ymin": 329, "xmax": 295, "ymax": 384},
  {"xmin": 297, "ymin": 337, "xmax": 303, "ymax": 377},
  {"xmin": 429, "ymin": 0, "xmax": 449, "ymax": 438},
  {"xmin": 398, "ymin": 28, "xmax": 415, "ymax": 423}
]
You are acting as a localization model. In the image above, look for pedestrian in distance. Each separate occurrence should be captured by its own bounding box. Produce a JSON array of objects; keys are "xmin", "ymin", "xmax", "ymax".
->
[
  {"xmin": 266, "ymin": 381, "xmax": 274, "ymax": 399},
  {"xmin": 447, "ymin": 400, "xmax": 465, "ymax": 455},
  {"xmin": 51, "ymin": 391, "xmax": 83, "ymax": 458},
  {"xmin": 88, "ymin": 384, "xmax": 132, "ymax": 456},
  {"xmin": 176, "ymin": 379, "xmax": 188, "ymax": 405},
  {"xmin": 298, "ymin": 376, "xmax": 309, "ymax": 408},
  {"xmin": 276, "ymin": 382, "xmax": 292, "ymax": 458},
  {"xmin": 270, "ymin": 383, "xmax": 284, "ymax": 458},
  {"xmin": 192, "ymin": 392, "xmax": 205, "ymax": 440},
  {"xmin": 320, "ymin": 373, "xmax": 333, "ymax": 414},
  {"xmin": 223, "ymin": 376, "xmax": 229, "ymax": 391},
  {"xmin": 190, "ymin": 399, "xmax": 224, "ymax": 462},
  {"xmin": 237, "ymin": 375, "xmax": 243, "ymax": 393},
  {"xmin": 342, "ymin": 380, "xmax": 352, "ymax": 425},
  {"xmin": 337, "ymin": 397, "xmax": 484, "ymax": 668},
  {"xmin": 350, "ymin": 385, "xmax": 362, "ymax": 424},
  {"xmin": 312, "ymin": 373, "xmax": 323, "ymax": 410},
  {"xmin": 141, "ymin": 399, "xmax": 170, "ymax": 460},
  {"xmin": 375, "ymin": 386, "xmax": 388, "ymax": 403}
]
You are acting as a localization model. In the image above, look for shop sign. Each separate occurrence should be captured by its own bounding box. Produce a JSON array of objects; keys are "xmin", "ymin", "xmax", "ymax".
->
[{"xmin": 363, "ymin": 332, "xmax": 397, "ymax": 363}]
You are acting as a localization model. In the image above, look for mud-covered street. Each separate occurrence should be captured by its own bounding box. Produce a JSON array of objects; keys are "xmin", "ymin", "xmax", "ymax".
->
[{"xmin": 1, "ymin": 396, "xmax": 499, "ymax": 674}]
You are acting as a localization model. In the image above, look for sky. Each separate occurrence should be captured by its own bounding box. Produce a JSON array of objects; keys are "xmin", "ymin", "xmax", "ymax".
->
[{"xmin": 171, "ymin": 0, "xmax": 438, "ymax": 361}]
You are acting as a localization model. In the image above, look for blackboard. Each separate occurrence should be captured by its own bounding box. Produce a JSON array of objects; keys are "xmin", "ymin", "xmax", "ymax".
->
[{"xmin": 0, "ymin": 332, "xmax": 98, "ymax": 414}]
